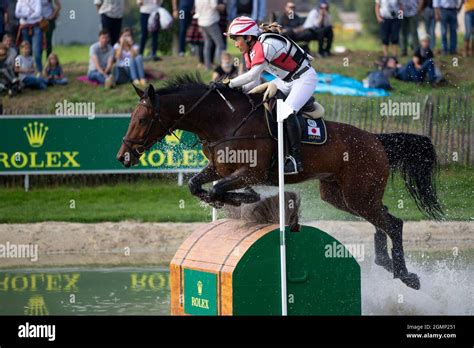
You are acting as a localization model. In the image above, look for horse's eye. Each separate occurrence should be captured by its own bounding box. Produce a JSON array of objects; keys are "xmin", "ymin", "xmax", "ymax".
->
[{"xmin": 139, "ymin": 117, "xmax": 148, "ymax": 125}]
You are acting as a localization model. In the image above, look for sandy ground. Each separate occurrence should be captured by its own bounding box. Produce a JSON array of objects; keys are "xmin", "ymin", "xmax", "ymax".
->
[{"xmin": 0, "ymin": 220, "xmax": 472, "ymax": 268}]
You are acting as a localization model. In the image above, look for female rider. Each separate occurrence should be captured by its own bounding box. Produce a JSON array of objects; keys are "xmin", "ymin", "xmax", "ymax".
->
[{"xmin": 221, "ymin": 16, "xmax": 318, "ymax": 175}]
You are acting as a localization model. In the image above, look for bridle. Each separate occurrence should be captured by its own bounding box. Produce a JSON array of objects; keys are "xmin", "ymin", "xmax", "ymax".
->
[{"xmin": 122, "ymin": 87, "xmax": 215, "ymax": 160}]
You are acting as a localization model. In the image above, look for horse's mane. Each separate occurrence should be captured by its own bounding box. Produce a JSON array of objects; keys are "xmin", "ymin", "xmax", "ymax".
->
[
  {"xmin": 156, "ymin": 73, "xmax": 256, "ymax": 100},
  {"xmin": 157, "ymin": 73, "xmax": 209, "ymax": 95}
]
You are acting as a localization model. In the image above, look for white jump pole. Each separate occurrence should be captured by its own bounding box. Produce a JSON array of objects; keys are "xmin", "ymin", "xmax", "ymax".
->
[
  {"xmin": 212, "ymin": 180, "xmax": 218, "ymax": 222},
  {"xmin": 277, "ymin": 99, "xmax": 293, "ymax": 316}
]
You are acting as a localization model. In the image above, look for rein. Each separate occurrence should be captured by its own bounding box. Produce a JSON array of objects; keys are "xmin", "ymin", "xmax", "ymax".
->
[{"xmin": 123, "ymin": 85, "xmax": 271, "ymax": 159}]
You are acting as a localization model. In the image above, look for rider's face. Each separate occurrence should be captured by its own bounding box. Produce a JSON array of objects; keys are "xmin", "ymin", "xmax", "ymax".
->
[{"xmin": 233, "ymin": 36, "xmax": 250, "ymax": 54}]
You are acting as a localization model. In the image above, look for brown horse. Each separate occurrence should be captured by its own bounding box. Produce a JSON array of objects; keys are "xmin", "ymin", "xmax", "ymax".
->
[{"xmin": 116, "ymin": 74, "xmax": 444, "ymax": 290}]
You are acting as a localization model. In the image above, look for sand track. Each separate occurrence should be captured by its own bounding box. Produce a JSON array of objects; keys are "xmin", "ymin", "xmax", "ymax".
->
[{"xmin": 0, "ymin": 220, "xmax": 472, "ymax": 268}]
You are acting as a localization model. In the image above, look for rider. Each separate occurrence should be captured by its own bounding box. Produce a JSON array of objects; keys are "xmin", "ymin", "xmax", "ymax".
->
[{"xmin": 221, "ymin": 16, "xmax": 318, "ymax": 175}]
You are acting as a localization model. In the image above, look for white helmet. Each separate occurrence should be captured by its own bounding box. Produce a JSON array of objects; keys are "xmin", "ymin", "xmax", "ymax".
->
[{"xmin": 226, "ymin": 16, "xmax": 261, "ymax": 37}]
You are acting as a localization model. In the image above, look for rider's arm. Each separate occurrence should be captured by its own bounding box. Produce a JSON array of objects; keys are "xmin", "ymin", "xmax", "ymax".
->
[{"xmin": 228, "ymin": 62, "xmax": 268, "ymax": 89}]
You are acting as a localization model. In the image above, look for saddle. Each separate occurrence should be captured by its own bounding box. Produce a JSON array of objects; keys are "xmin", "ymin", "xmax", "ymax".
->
[{"xmin": 265, "ymin": 93, "xmax": 328, "ymax": 145}]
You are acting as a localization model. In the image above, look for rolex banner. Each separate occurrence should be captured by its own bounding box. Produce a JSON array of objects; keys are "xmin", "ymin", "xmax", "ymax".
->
[{"xmin": 0, "ymin": 116, "xmax": 208, "ymax": 174}]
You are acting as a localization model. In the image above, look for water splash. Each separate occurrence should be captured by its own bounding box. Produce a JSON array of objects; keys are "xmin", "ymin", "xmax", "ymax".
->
[{"xmin": 361, "ymin": 256, "xmax": 473, "ymax": 315}]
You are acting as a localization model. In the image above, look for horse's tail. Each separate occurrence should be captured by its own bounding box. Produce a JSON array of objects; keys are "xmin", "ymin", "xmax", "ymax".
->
[{"xmin": 376, "ymin": 133, "xmax": 444, "ymax": 221}]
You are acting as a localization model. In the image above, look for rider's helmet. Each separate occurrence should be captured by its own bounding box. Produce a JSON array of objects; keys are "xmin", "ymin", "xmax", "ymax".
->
[{"xmin": 225, "ymin": 16, "xmax": 261, "ymax": 39}]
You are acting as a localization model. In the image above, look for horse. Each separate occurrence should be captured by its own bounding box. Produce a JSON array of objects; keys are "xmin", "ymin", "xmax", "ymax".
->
[{"xmin": 116, "ymin": 74, "xmax": 444, "ymax": 290}]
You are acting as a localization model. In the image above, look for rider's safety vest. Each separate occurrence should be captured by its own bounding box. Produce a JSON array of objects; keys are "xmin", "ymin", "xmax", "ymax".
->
[{"xmin": 244, "ymin": 33, "xmax": 314, "ymax": 82}]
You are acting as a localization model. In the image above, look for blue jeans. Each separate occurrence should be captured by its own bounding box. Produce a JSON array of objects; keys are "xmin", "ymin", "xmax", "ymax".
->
[
  {"xmin": 397, "ymin": 59, "xmax": 436, "ymax": 82},
  {"xmin": 114, "ymin": 56, "xmax": 146, "ymax": 84},
  {"xmin": 22, "ymin": 75, "xmax": 47, "ymax": 90},
  {"xmin": 440, "ymin": 8, "xmax": 458, "ymax": 53},
  {"xmin": 47, "ymin": 77, "xmax": 68, "ymax": 85},
  {"xmin": 140, "ymin": 13, "xmax": 158, "ymax": 56},
  {"xmin": 465, "ymin": 10, "xmax": 474, "ymax": 41},
  {"xmin": 21, "ymin": 25, "xmax": 43, "ymax": 73},
  {"xmin": 423, "ymin": 7, "xmax": 436, "ymax": 49},
  {"xmin": 178, "ymin": 8, "xmax": 193, "ymax": 54},
  {"xmin": 88, "ymin": 70, "xmax": 107, "ymax": 84}
]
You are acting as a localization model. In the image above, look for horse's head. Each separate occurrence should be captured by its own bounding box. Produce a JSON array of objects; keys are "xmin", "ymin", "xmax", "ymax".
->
[{"xmin": 116, "ymin": 84, "xmax": 169, "ymax": 167}]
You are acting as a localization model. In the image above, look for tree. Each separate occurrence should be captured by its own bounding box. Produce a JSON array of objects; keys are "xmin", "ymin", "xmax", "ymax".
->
[{"xmin": 356, "ymin": 0, "xmax": 379, "ymax": 38}]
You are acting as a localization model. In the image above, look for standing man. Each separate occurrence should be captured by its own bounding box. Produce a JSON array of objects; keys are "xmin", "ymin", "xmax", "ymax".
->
[
  {"xmin": 400, "ymin": 0, "xmax": 420, "ymax": 56},
  {"xmin": 137, "ymin": 0, "xmax": 161, "ymax": 61},
  {"xmin": 15, "ymin": 0, "xmax": 43, "ymax": 73},
  {"xmin": 420, "ymin": 0, "xmax": 436, "ymax": 49},
  {"xmin": 375, "ymin": 0, "xmax": 403, "ymax": 57},
  {"xmin": 433, "ymin": 0, "xmax": 462, "ymax": 54},
  {"xmin": 41, "ymin": 0, "xmax": 61, "ymax": 59},
  {"xmin": 172, "ymin": 0, "xmax": 194, "ymax": 57},
  {"xmin": 227, "ymin": 0, "xmax": 266, "ymax": 24},
  {"xmin": 94, "ymin": 0, "xmax": 124, "ymax": 46}
]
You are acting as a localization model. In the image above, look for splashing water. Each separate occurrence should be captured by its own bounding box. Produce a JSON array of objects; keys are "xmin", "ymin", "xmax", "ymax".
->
[{"xmin": 361, "ymin": 256, "xmax": 474, "ymax": 315}]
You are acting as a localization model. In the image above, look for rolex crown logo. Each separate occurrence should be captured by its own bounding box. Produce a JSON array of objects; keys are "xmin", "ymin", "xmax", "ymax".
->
[
  {"xmin": 24, "ymin": 122, "xmax": 48, "ymax": 148},
  {"xmin": 197, "ymin": 280, "xmax": 203, "ymax": 296},
  {"xmin": 164, "ymin": 129, "xmax": 183, "ymax": 146},
  {"xmin": 24, "ymin": 294, "xmax": 49, "ymax": 316}
]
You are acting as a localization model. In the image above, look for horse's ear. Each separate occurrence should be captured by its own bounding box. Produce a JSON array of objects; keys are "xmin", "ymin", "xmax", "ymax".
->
[
  {"xmin": 147, "ymin": 84, "xmax": 156, "ymax": 105},
  {"xmin": 132, "ymin": 83, "xmax": 144, "ymax": 98}
]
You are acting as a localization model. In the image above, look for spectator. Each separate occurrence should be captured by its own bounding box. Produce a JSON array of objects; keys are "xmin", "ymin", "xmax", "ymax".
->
[
  {"xmin": 212, "ymin": 51, "xmax": 238, "ymax": 80},
  {"xmin": 375, "ymin": 0, "xmax": 403, "ymax": 57},
  {"xmin": 195, "ymin": 0, "xmax": 225, "ymax": 71},
  {"xmin": 15, "ymin": 40, "xmax": 47, "ymax": 90},
  {"xmin": 0, "ymin": 42, "xmax": 20, "ymax": 96},
  {"xmin": 0, "ymin": 0, "xmax": 8, "ymax": 41},
  {"xmin": 434, "ymin": 0, "xmax": 462, "ymax": 54},
  {"xmin": 43, "ymin": 52, "xmax": 67, "ymax": 85},
  {"xmin": 114, "ymin": 28, "xmax": 147, "ymax": 87},
  {"xmin": 227, "ymin": 0, "xmax": 266, "ymax": 23},
  {"xmin": 463, "ymin": 0, "xmax": 474, "ymax": 56},
  {"xmin": 7, "ymin": 0, "xmax": 19, "ymax": 41},
  {"xmin": 15, "ymin": 0, "xmax": 43, "ymax": 73},
  {"xmin": 172, "ymin": 0, "xmax": 195, "ymax": 57},
  {"xmin": 302, "ymin": 1, "xmax": 334, "ymax": 56},
  {"xmin": 420, "ymin": 0, "xmax": 436, "ymax": 49},
  {"xmin": 186, "ymin": 12, "xmax": 206, "ymax": 68},
  {"xmin": 87, "ymin": 30, "xmax": 115, "ymax": 88},
  {"xmin": 41, "ymin": 0, "xmax": 61, "ymax": 59},
  {"xmin": 94, "ymin": 0, "xmax": 124, "ymax": 46},
  {"xmin": 137, "ymin": 0, "xmax": 161, "ymax": 61},
  {"xmin": 2, "ymin": 34, "xmax": 18, "ymax": 66},
  {"xmin": 400, "ymin": 0, "xmax": 420, "ymax": 56},
  {"xmin": 395, "ymin": 34, "xmax": 439, "ymax": 83},
  {"xmin": 276, "ymin": 2, "xmax": 305, "ymax": 32}
]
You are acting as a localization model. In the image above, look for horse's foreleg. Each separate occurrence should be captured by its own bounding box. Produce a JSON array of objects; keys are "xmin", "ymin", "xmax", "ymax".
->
[
  {"xmin": 188, "ymin": 165, "xmax": 221, "ymax": 205},
  {"xmin": 374, "ymin": 206, "xmax": 394, "ymax": 273},
  {"xmin": 209, "ymin": 168, "xmax": 260, "ymax": 206}
]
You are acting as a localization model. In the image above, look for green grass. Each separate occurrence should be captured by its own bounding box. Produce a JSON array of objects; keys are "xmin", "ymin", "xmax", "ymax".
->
[{"xmin": 0, "ymin": 167, "xmax": 471, "ymax": 223}]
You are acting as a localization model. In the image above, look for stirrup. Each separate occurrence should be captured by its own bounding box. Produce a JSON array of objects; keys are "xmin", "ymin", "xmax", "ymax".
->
[{"xmin": 284, "ymin": 156, "xmax": 298, "ymax": 175}]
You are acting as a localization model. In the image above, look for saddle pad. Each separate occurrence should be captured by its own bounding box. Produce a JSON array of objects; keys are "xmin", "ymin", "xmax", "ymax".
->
[{"xmin": 265, "ymin": 108, "xmax": 327, "ymax": 145}]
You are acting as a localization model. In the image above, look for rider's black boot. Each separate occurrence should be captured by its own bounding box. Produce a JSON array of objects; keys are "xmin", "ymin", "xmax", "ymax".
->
[{"xmin": 284, "ymin": 112, "xmax": 304, "ymax": 175}]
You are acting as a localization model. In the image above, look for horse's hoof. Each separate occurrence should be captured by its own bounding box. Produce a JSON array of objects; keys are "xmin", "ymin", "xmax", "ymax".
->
[
  {"xmin": 399, "ymin": 272, "xmax": 420, "ymax": 290},
  {"xmin": 374, "ymin": 257, "xmax": 393, "ymax": 272}
]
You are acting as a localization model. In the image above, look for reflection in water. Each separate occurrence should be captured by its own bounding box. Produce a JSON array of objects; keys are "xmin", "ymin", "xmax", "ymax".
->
[
  {"xmin": 0, "ymin": 268, "xmax": 170, "ymax": 315},
  {"xmin": 0, "ymin": 254, "xmax": 472, "ymax": 316}
]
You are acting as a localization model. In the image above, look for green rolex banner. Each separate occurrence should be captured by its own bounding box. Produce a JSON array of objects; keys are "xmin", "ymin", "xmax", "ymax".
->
[{"xmin": 0, "ymin": 115, "xmax": 208, "ymax": 174}]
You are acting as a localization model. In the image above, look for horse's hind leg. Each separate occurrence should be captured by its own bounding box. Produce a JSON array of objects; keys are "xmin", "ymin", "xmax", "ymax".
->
[
  {"xmin": 341, "ymin": 183, "xmax": 420, "ymax": 290},
  {"xmin": 321, "ymin": 180, "xmax": 393, "ymax": 273},
  {"xmin": 374, "ymin": 206, "xmax": 393, "ymax": 272}
]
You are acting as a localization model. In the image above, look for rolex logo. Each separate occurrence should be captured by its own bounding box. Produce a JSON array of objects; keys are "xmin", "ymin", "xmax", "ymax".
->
[
  {"xmin": 24, "ymin": 295, "xmax": 49, "ymax": 316},
  {"xmin": 164, "ymin": 129, "xmax": 183, "ymax": 146},
  {"xmin": 24, "ymin": 122, "xmax": 48, "ymax": 148},
  {"xmin": 197, "ymin": 280, "xmax": 203, "ymax": 296}
]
